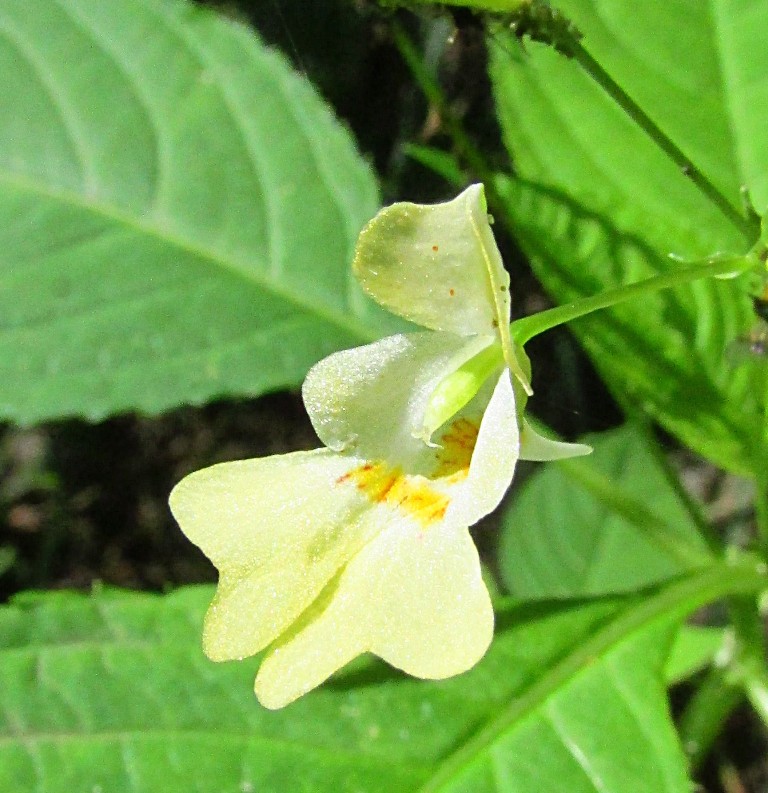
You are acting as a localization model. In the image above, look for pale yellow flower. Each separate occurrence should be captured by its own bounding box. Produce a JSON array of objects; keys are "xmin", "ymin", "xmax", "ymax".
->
[{"xmin": 169, "ymin": 184, "xmax": 588, "ymax": 709}]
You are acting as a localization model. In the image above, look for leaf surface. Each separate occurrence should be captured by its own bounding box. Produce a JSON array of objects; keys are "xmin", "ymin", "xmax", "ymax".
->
[
  {"xmin": 664, "ymin": 626, "xmax": 726, "ymax": 686},
  {"xmin": 1, "ymin": 576, "xmax": 747, "ymax": 793},
  {"xmin": 0, "ymin": 0, "xmax": 396, "ymax": 423},
  {"xmin": 491, "ymin": 0, "xmax": 768, "ymax": 473},
  {"xmin": 499, "ymin": 425, "xmax": 710, "ymax": 599}
]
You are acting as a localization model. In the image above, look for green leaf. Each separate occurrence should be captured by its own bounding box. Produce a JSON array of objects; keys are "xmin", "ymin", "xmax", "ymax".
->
[
  {"xmin": 5, "ymin": 567, "xmax": 765, "ymax": 792},
  {"xmin": 664, "ymin": 626, "xmax": 726, "ymax": 686},
  {"xmin": 0, "ymin": 0, "xmax": 398, "ymax": 424},
  {"xmin": 498, "ymin": 424, "xmax": 712, "ymax": 599},
  {"xmin": 403, "ymin": 144, "xmax": 465, "ymax": 188},
  {"xmin": 490, "ymin": 0, "xmax": 767, "ymax": 474}
]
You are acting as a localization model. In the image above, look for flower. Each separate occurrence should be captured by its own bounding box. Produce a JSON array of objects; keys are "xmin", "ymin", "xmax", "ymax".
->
[{"xmin": 169, "ymin": 184, "xmax": 589, "ymax": 709}]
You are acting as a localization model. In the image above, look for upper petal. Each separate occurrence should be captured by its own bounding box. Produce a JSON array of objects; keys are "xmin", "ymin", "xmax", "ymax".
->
[
  {"xmin": 169, "ymin": 449, "xmax": 380, "ymax": 661},
  {"xmin": 303, "ymin": 330, "xmax": 491, "ymax": 472},
  {"xmin": 254, "ymin": 520, "xmax": 492, "ymax": 709},
  {"xmin": 353, "ymin": 184, "xmax": 511, "ymax": 339}
]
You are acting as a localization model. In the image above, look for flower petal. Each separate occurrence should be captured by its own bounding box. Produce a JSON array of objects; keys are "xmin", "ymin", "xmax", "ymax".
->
[
  {"xmin": 519, "ymin": 419, "xmax": 593, "ymax": 461},
  {"xmin": 303, "ymin": 331, "xmax": 491, "ymax": 471},
  {"xmin": 169, "ymin": 450, "xmax": 381, "ymax": 661},
  {"xmin": 353, "ymin": 184, "xmax": 510, "ymax": 339},
  {"xmin": 444, "ymin": 370, "xmax": 520, "ymax": 526},
  {"xmin": 254, "ymin": 521, "xmax": 492, "ymax": 709}
]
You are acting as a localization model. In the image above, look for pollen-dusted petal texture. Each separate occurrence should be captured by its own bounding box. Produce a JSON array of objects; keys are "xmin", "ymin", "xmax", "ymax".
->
[
  {"xmin": 353, "ymin": 184, "xmax": 511, "ymax": 339},
  {"xmin": 303, "ymin": 330, "xmax": 491, "ymax": 471},
  {"xmin": 254, "ymin": 520, "xmax": 493, "ymax": 709},
  {"xmin": 169, "ymin": 450, "xmax": 383, "ymax": 661}
]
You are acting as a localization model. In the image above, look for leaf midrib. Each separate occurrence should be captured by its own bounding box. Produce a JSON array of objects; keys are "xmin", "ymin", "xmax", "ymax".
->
[{"xmin": 0, "ymin": 167, "xmax": 379, "ymax": 345}]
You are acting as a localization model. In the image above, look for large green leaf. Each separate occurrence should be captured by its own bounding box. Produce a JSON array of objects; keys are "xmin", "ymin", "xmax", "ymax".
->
[
  {"xmin": 4, "ymin": 569, "xmax": 764, "ymax": 792},
  {"xmin": 490, "ymin": 0, "xmax": 768, "ymax": 474},
  {"xmin": 0, "ymin": 0, "xmax": 398, "ymax": 424},
  {"xmin": 498, "ymin": 425, "xmax": 711, "ymax": 599}
]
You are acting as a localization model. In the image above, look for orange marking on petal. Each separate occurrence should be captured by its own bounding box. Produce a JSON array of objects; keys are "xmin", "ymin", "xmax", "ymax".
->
[
  {"xmin": 337, "ymin": 461, "xmax": 449, "ymax": 528},
  {"xmin": 432, "ymin": 417, "xmax": 480, "ymax": 479}
]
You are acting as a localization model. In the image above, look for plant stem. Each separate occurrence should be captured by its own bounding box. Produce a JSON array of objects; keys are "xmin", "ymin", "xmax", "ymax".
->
[
  {"xmin": 391, "ymin": 20, "xmax": 505, "ymax": 209},
  {"xmin": 678, "ymin": 598, "xmax": 765, "ymax": 772},
  {"xmin": 511, "ymin": 255, "xmax": 752, "ymax": 345},
  {"xmin": 726, "ymin": 595, "xmax": 768, "ymax": 746},
  {"xmin": 569, "ymin": 41, "xmax": 758, "ymax": 244}
]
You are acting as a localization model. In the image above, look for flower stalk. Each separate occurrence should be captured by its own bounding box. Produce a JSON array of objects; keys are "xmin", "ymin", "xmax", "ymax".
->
[{"xmin": 511, "ymin": 255, "xmax": 754, "ymax": 345}]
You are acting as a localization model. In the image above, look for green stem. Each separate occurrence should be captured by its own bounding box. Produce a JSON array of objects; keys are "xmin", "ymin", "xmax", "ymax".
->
[
  {"xmin": 727, "ymin": 595, "xmax": 768, "ymax": 744},
  {"xmin": 569, "ymin": 41, "xmax": 758, "ymax": 244},
  {"xmin": 391, "ymin": 20, "xmax": 504, "ymax": 208},
  {"xmin": 681, "ymin": 596, "xmax": 768, "ymax": 773},
  {"xmin": 420, "ymin": 559, "xmax": 767, "ymax": 793},
  {"xmin": 511, "ymin": 255, "xmax": 752, "ymax": 345}
]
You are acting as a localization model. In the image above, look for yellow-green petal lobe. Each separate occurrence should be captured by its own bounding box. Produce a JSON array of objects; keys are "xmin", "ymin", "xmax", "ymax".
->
[
  {"xmin": 254, "ymin": 521, "xmax": 492, "ymax": 709},
  {"xmin": 169, "ymin": 450, "xmax": 380, "ymax": 661},
  {"xmin": 303, "ymin": 331, "xmax": 490, "ymax": 471},
  {"xmin": 519, "ymin": 419, "xmax": 592, "ymax": 461},
  {"xmin": 353, "ymin": 184, "xmax": 510, "ymax": 339}
]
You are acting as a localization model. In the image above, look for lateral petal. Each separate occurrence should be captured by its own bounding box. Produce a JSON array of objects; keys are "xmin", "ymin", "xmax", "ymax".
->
[
  {"xmin": 254, "ymin": 520, "xmax": 492, "ymax": 709},
  {"xmin": 443, "ymin": 370, "xmax": 520, "ymax": 526},
  {"xmin": 303, "ymin": 331, "xmax": 490, "ymax": 472},
  {"xmin": 169, "ymin": 450, "xmax": 380, "ymax": 661}
]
